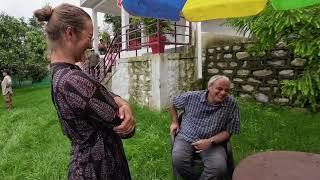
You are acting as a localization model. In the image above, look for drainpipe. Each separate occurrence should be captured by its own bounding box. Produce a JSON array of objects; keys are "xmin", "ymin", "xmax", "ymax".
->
[
  {"xmin": 197, "ymin": 22, "xmax": 202, "ymax": 79},
  {"xmin": 92, "ymin": 8, "xmax": 99, "ymax": 53}
]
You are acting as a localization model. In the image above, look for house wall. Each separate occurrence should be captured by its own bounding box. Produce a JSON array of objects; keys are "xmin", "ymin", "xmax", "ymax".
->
[
  {"xmin": 200, "ymin": 19, "xmax": 250, "ymax": 49},
  {"xmin": 203, "ymin": 42, "xmax": 306, "ymax": 105},
  {"xmin": 202, "ymin": 19, "xmax": 241, "ymax": 36},
  {"xmin": 166, "ymin": 52, "xmax": 199, "ymax": 97},
  {"xmin": 128, "ymin": 55, "xmax": 152, "ymax": 107},
  {"xmin": 110, "ymin": 51, "xmax": 199, "ymax": 110},
  {"xmin": 110, "ymin": 58, "xmax": 130, "ymax": 100},
  {"xmin": 109, "ymin": 41, "xmax": 306, "ymax": 110}
]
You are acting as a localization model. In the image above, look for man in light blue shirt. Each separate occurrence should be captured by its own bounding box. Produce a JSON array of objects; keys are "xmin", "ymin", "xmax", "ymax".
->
[{"xmin": 169, "ymin": 75, "xmax": 240, "ymax": 180}]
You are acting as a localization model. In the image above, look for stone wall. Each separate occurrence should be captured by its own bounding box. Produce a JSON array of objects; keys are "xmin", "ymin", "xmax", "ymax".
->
[
  {"xmin": 166, "ymin": 52, "xmax": 198, "ymax": 98},
  {"xmin": 111, "ymin": 51, "xmax": 198, "ymax": 110},
  {"xmin": 204, "ymin": 43, "xmax": 306, "ymax": 105},
  {"xmin": 128, "ymin": 55, "xmax": 152, "ymax": 107}
]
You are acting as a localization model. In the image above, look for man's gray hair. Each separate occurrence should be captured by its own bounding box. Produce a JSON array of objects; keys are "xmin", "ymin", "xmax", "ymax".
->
[{"xmin": 207, "ymin": 75, "xmax": 230, "ymax": 88}]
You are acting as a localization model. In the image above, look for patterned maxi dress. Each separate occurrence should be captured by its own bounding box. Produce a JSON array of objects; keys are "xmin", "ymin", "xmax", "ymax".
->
[{"xmin": 50, "ymin": 63, "xmax": 132, "ymax": 180}]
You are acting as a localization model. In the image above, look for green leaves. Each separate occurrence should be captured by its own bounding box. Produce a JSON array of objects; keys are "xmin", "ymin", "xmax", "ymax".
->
[
  {"xmin": 0, "ymin": 13, "xmax": 48, "ymax": 83},
  {"xmin": 281, "ymin": 64, "xmax": 320, "ymax": 110},
  {"xmin": 227, "ymin": 3, "xmax": 320, "ymax": 111},
  {"xmin": 104, "ymin": 14, "xmax": 121, "ymax": 35}
]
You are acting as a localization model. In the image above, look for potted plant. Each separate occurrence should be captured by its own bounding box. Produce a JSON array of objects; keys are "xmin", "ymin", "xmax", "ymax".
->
[
  {"xmin": 127, "ymin": 28, "xmax": 141, "ymax": 50},
  {"xmin": 142, "ymin": 18, "xmax": 172, "ymax": 54}
]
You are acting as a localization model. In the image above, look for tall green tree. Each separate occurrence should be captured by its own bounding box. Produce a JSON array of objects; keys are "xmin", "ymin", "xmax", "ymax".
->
[
  {"xmin": 0, "ymin": 14, "xmax": 27, "ymax": 74},
  {"xmin": 24, "ymin": 17, "xmax": 48, "ymax": 83},
  {"xmin": 104, "ymin": 14, "xmax": 121, "ymax": 35},
  {"xmin": 227, "ymin": 3, "xmax": 320, "ymax": 110},
  {"xmin": 0, "ymin": 13, "xmax": 48, "ymax": 83}
]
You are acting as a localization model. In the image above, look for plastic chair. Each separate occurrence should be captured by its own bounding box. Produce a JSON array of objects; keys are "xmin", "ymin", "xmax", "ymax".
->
[{"xmin": 171, "ymin": 113, "xmax": 235, "ymax": 180}]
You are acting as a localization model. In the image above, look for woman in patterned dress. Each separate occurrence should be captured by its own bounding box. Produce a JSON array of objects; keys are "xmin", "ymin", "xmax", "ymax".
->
[{"xmin": 34, "ymin": 4, "xmax": 135, "ymax": 179}]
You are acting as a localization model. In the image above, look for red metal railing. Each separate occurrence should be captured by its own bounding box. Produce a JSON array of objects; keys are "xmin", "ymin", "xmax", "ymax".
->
[
  {"xmin": 94, "ymin": 31, "xmax": 121, "ymax": 82},
  {"xmin": 84, "ymin": 19, "xmax": 192, "ymax": 82},
  {"xmin": 120, "ymin": 18, "xmax": 192, "ymax": 53}
]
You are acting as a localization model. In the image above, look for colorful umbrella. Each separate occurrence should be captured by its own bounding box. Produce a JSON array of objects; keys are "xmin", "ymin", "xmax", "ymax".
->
[
  {"xmin": 271, "ymin": 0, "xmax": 320, "ymax": 10},
  {"xmin": 122, "ymin": 0, "xmax": 187, "ymax": 21},
  {"xmin": 122, "ymin": 0, "xmax": 267, "ymax": 22},
  {"xmin": 182, "ymin": 0, "xmax": 267, "ymax": 22}
]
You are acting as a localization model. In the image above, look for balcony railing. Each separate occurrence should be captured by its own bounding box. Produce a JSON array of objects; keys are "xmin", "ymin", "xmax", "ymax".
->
[
  {"xmin": 120, "ymin": 18, "xmax": 192, "ymax": 54},
  {"xmin": 82, "ymin": 18, "xmax": 192, "ymax": 82}
]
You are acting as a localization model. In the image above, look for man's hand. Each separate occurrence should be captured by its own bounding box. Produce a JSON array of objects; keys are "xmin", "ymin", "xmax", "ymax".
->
[
  {"xmin": 113, "ymin": 103, "xmax": 135, "ymax": 135},
  {"xmin": 170, "ymin": 122, "xmax": 179, "ymax": 135},
  {"xmin": 191, "ymin": 139, "xmax": 212, "ymax": 153}
]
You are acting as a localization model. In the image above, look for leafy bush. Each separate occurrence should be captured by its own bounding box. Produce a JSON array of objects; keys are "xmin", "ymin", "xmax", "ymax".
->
[{"xmin": 227, "ymin": 3, "xmax": 320, "ymax": 110}]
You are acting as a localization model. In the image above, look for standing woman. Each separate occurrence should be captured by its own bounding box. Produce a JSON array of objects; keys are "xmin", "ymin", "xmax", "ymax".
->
[{"xmin": 34, "ymin": 4, "xmax": 135, "ymax": 179}]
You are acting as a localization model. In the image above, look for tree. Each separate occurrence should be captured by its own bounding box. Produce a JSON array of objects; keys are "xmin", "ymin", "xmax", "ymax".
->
[
  {"xmin": 28, "ymin": 16, "xmax": 45, "ymax": 29},
  {"xmin": 24, "ymin": 23, "xmax": 48, "ymax": 83},
  {"xmin": 104, "ymin": 14, "xmax": 121, "ymax": 35},
  {"xmin": 0, "ymin": 13, "xmax": 48, "ymax": 83},
  {"xmin": 0, "ymin": 14, "xmax": 27, "ymax": 79},
  {"xmin": 100, "ymin": 31, "xmax": 110, "ymax": 44},
  {"xmin": 227, "ymin": 3, "xmax": 320, "ymax": 110}
]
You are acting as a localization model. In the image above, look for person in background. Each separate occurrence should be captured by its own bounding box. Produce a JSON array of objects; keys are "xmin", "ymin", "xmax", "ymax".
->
[
  {"xmin": 1, "ymin": 70, "xmax": 13, "ymax": 111},
  {"xmin": 98, "ymin": 39, "xmax": 107, "ymax": 55},
  {"xmin": 88, "ymin": 49, "xmax": 100, "ymax": 78},
  {"xmin": 169, "ymin": 75, "xmax": 241, "ymax": 180},
  {"xmin": 34, "ymin": 3, "xmax": 135, "ymax": 179}
]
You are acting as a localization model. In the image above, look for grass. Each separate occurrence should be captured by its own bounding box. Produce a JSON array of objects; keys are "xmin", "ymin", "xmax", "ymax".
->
[
  {"xmin": 232, "ymin": 100, "xmax": 320, "ymax": 162},
  {"xmin": 0, "ymin": 87, "xmax": 319, "ymax": 179},
  {"xmin": 12, "ymin": 76, "xmax": 50, "ymax": 89}
]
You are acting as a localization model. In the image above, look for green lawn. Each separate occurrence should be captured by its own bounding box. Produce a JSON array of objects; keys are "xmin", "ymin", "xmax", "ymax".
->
[{"xmin": 0, "ymin": 87, "xmax": 319, "ymax": 180}]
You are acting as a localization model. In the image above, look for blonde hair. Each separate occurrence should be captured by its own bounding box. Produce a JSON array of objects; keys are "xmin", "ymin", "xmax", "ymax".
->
[{"xmin": 34, "ymin": 3, "xmax": 91, "ymax": 43}]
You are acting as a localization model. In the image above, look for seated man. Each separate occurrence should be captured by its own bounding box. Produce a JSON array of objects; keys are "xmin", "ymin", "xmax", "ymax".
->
[{"xmin": 169, "ymin": 75, "xmax": 241, "ymax": 180}]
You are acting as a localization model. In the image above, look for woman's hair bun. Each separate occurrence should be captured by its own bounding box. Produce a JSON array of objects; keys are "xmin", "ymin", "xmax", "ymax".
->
[{"xmin": 33, "ymin": 6, "xmax": 53, "ymax": 22}]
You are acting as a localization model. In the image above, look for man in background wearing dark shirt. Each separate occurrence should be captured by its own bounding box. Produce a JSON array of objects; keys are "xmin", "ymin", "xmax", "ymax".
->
[{"xmin": 88, "ymin": 49, "xmax": 100, "ymax": 79}]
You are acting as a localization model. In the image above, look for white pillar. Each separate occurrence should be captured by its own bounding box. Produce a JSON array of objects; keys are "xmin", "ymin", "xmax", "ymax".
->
[
  {"xmin": 141, "ymin": 23, "xmax": 146, "ymax": 45},
  {"xmin": 150, "ymin": 54, "xmax": 168, "ymax": 110},
  {"xmin": 121, "ymin": 7, "xmax": 130, "ymax": 50},
  {"xmin": 111, "ymin": 58, "xmax": 130, "ymax": 100},
  {"xmin": 196, "ymin": 22, "xmax": 202, "ymax": 79},
  {"xmin": 92, "ymin": 9, "xmax": 99, "ymax": 53}
]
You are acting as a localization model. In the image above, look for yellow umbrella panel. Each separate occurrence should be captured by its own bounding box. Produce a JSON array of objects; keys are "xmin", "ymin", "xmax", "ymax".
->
[{"xmin": 182, "ymin": 0, "xmax": 267, "ymax": 22}]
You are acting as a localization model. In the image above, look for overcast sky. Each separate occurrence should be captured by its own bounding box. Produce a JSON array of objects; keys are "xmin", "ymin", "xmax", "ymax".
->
[{"xmin": 0, "ymin": 0, "xmax": 106, "ymax": 27}]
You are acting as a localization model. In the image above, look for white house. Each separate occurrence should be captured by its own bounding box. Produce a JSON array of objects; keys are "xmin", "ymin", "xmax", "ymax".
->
[
  {"xmin": 80, "ymin": 0, "xmax": 244, "ymax": 59},
  {"xmin": 80, "ymin": 0, "xmax": 247, "ymax": 110}
]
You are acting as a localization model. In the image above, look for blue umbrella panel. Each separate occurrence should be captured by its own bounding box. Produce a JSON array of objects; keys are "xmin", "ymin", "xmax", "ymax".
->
[{"xmin": 122, "ymin": 0, "xmax": 187, "ymax": 21}]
